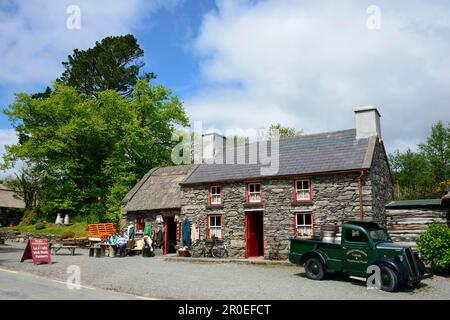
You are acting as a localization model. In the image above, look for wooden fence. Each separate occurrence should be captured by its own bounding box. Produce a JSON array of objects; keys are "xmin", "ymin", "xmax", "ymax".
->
[{"xmin": 386, "ymin": 207, "xmax": 449, "ymax": 248}]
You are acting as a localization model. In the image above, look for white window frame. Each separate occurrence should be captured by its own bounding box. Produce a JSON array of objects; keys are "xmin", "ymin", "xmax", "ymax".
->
[
  {"xmin": 248, "ymin": 183, "xmax": 261, "ymax": 203},
  {"xmin": 295, "ymin": 211, "xmax": 313, "ymax": 237},
  {"xmin": 210, "ymin": 186, "xmax": 222, "ymax": 205},
  {"xmin": 295, "ymin": 179, "xmax": 311, "ymax": 201},
  {"xmin": 208, "ymin": 215, "xmax": 222, "ymax": 239}
]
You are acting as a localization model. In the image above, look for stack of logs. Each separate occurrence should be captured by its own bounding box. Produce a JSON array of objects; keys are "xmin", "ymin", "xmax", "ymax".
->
[{"xmin": 386, "ymin": 208, "xmax": 449, "ymax": 248}]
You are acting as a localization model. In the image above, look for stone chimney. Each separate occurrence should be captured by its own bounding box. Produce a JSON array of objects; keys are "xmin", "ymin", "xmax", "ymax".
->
[
  {"xmin": 354, "ymin": 106, "xmax": 381, "ymax": 139},
  {"xmin": 202, "ymin": 131, "xmax": 226, "ymax": 164}
]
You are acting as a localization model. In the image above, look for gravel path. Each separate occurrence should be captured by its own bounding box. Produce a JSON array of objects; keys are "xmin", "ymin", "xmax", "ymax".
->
[{"xmin": 1, "ymin": 242, "xmax": 449, "ymax": 300}]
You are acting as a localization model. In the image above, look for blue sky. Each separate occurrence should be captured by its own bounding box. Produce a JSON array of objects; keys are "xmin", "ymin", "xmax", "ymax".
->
[{"xmin": 1, "ymin": 0, "xmax": 450, "ymax": 177}]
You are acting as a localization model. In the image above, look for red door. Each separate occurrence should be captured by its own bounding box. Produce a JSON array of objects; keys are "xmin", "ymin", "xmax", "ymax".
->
[{"xmin": 246, "ymin": 212, "xmax": 264, "ymax": 257}]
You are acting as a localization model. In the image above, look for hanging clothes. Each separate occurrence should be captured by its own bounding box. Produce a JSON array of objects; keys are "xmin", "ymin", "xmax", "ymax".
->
[
  {"xmin": 152, "ymin": 225, "xmax": 164, "ymax": 248},
  {"xmin": 127, "ymin": 224, "xmax": 135, "ymax": 240},
  {"xmin": 182, "ymin": 217, "xmax": 191, "ymax": 247},
  {"xmin": 191, "ymin": 223, "xmax": 200, "ymax": 243},
  {"xmin": 144, "ymin": 221, "xmax": 153, "ymax": 238}
]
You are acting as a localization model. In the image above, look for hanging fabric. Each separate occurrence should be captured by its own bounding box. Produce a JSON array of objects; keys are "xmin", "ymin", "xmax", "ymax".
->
[
  {"xmin": 127, "ymin": 223, "xmax": 135, "ymax": 240},
  {"xmin": 144, "ymin": 221, "xmax": 153, "ymax": 238},
  {"xmin": 191, "ymin": 223, "xmax": 200, "ymax": 243},
  {"xmin": 182, "ymin": 217, "xmax": 191, "ymax": 247}
]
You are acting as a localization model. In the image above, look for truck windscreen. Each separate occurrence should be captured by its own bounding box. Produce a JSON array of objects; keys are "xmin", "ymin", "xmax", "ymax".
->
[{"xmin": 368, "ymin": 229, "xmax": 390, "ymax": 242}]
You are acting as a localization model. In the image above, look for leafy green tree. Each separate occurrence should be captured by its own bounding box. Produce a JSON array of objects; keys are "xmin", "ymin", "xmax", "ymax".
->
[
  {"xmin": 3, "ymin": 166, "xmax": 42, "ymax": 209},
  {"xmin": 418, "ymin": 121, "xmax": 450, "ymax": 185},
  {"xmin": 2, "ymin": 80, "xmax": 187, "ymax": 221},
  {"xmin": 389, "ymin": 149, "xmax": 434, "ymax": 199},
  {"xmin": 58, "ymin": 34, "xmax": 155, "ymax": 97},
  {"xmin": 269, "ymin": 123, "xmax": 303, "ymax": 138},
  {"xmin": 389, "ymin": 121, "xmax": 449, "ymax": 200}
]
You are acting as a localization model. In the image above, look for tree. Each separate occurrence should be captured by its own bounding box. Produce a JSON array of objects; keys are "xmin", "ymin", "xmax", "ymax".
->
[
  {"xmin": 2, "ymin": 80, "xmax": 188, "ymax": 221},
  {"xmin": 58, "ymin": 34, "xmax": 155, "ymax": 97},
  {"xmin": 389, "ymin": 149, "xmax": 434, "ymax": 199},
  {"xmin": 3, "ymin": 166, "xmax": 42, "ymax": 209},
  {"xmin": 418, "ymin": 121, "xmax": 450, "ymax": 185},
  {"xmin": 389, "ymin": 121, "xmax": 450, "ymax": 200},
  {"xmin": 269, "ymin": 123, "xmax": 303, "ymax": 138}
]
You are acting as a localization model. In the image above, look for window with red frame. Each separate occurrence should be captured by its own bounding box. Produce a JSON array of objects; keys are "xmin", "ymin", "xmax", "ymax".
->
[
  {"xmin": 295, "ymin": 212, "xmax": 313, "ymax": 237},
  {"xmin": 295, "ymin": 179, "xmax": 311, "ymax": 201},
  {"xmin": 247, "ymin": 183, "xmax": 262, "ymax": 203},
  {"xmin": 208, "ymin": 215, "xmax": 222, "ymax": 239},
  {"xmin": 210, "ymin": 186, "xmax": 222, "ymax": 205}
]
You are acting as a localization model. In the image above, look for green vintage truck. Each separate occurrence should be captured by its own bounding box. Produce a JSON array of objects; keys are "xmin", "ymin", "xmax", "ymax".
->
[{"xmin": 289, "ymin": 220, "xmax": 431, "ymax": 292}]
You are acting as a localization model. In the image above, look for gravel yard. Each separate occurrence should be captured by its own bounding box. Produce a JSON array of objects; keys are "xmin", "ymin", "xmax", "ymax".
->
[{"xmin": 1, "ymin": 242, "xmax": 449, "ymax": 300}]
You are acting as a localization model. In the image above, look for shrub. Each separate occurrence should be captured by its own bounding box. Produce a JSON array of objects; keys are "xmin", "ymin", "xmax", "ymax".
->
[
  {"xmin": 35, "ymin": 223, "xmax": 46, "ymax": 230},
  {"xmin": 85, "ymin": 213, "xmax": 102, "ymax": 224},
  {"xmin": 417, "ymin": 224, "xmax": 450, "ymax": 273}
]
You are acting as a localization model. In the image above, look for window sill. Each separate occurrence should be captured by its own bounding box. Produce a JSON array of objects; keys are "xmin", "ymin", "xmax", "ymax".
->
[
  {"xmin": 243, "ymin": 203, "xmax": 264, "ymax": 209},
  {"xmin": 205, "ymin": 205, "xmax": 224, "ymax": 210},
  {"xmin": 291, "ymin": 201, "xmax": 313, "ymax": 206}
]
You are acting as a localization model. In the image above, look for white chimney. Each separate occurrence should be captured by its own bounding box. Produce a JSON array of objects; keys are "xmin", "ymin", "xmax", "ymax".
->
[
  {"xmin": 354, "ymin": 106, "xmax": 381, "ymax": 139},
  {"xmin": 202, "ymin": 131, "xmax": 226, "ymax": 164}
]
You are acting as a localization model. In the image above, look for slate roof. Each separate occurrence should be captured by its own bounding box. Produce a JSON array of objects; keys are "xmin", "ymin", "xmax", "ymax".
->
[
  {"xmin": 122, "ymin": 165, "xmax": 198, "ymax": 213},
  {"xmin": 0, "ymin": 184, "xmax": 26, "ymax": 209},
  {"xmin": 183, "ymin": 129, "xmax": 376, "ymax": 185}
]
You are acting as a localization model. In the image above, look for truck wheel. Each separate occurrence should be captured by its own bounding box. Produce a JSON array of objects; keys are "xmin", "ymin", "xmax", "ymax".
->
[
  {"xmin": 380, "ymin": 266, "xmax": 398, "ymax": 292},
  {"xmin": 304, "ymin": 258, "xmax": 325, "ymax": 280}
]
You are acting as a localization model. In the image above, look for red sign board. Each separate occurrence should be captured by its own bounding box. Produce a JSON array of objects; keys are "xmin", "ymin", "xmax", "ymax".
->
[{"xmin": 20, "ymin": 239, "xmax": 52, "ymax": 265}]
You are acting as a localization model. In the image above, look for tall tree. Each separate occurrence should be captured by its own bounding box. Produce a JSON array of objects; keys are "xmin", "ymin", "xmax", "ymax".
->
[
  {"xmin": 269, "ymin": 123, "xmax": 303, "ymax": 138},
  {"xmin": 418, "ymin": 121, "xmax": 450, "ymax": 184},
  {"xmin": 389, "ymin": 121, "xmax": 450, "ymax": 200},
  {"xmin": 58, "ymin": 34, "xmax": 155, "ymax": 97},
  {"xmin": 2, "ymin": 81, "xmax": 187, "ymax": 221}
]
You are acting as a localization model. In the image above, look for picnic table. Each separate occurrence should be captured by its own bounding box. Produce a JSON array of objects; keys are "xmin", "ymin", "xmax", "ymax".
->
[
  {"xmin": 50, "ymin": 244, "xmax": 76, "ymax": 256},
  {"xmin": 89, "ymin": 243, "xmax": 107, "ymax": 258}
]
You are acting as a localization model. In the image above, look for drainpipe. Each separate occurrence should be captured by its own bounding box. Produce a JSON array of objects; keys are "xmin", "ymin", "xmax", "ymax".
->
[{"xmin": 358, "ymin": 169, "xmax": 365, "ymax": 221}]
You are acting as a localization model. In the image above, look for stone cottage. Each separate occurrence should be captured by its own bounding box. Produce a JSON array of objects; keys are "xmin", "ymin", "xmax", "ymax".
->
[{"xmin": 123, "ymin": 107, "xmax": 394, "ymax": 259}]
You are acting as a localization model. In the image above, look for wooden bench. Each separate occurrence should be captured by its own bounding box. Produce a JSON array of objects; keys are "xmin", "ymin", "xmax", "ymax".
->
[{"xmin": 51, "ymin": 244, "xmax": 76, "ymax": 256}]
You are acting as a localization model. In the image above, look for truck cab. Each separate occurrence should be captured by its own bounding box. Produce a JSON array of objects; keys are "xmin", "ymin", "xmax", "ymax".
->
[{"xmin": 289, "ymin": 220, "xmax": 431, "ymax": 292}]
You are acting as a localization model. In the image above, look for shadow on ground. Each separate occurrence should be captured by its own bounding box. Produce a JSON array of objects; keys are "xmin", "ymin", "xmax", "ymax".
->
[{"xmin": 294, "ymin": 270, "xmax": 430, "ymax": 293}]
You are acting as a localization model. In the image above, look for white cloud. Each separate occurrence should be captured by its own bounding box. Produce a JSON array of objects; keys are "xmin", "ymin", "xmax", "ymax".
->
[
  {"xmin": 0, "ymin": 0, "xmax": 181, "ymax": 84},
  {"xmin": 186, "ymin": 0, "xmax": 450, "ymax": 152}
]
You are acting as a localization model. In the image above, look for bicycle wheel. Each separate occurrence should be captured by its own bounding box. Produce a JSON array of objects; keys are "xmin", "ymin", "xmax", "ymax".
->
[
  {"xmin": 191, "ymin": 243, "xmax": 204, "ymax": 257},
  {"xmin": 212, "ymin": 246, "xmax": 226, "ymax": 258}
]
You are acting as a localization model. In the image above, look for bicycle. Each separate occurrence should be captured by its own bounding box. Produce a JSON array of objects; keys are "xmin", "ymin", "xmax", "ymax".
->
[{"xmin": 191, "ymin": 236, "xmax": 228, "ymax": 258}]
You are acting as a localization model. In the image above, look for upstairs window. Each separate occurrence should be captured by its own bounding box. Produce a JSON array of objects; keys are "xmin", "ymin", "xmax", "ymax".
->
[
  {"xmin": 209, "ymin": 186, "xmax": 222, "ymax": 205},
  {"xmin": 208, "ymin": 215, "xmax": 222, "ymax": 239},
  {"xmin": 247, "ymin": 183, "xmax": 262, "ymax": 203},
  {"xmin": 295, "ymin": 179, "xmax": 311, "ymax": 201},
  {"xmin": 295, "ymin": 212, "xmax": 313, "ymax": 237}
]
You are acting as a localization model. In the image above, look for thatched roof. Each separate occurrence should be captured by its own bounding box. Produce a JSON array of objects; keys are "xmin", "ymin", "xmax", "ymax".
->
[
  {"xmin": 122, "ymin": 165, "xmax": 198, "ymax": 213},
  {"xmin": 0, "ymin": 184, "xmax": 26, "ymax": 209}
]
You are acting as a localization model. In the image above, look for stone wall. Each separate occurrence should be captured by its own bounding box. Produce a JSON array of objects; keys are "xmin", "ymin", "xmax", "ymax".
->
[
  {"xmin": 0, "ymin": 230, "xmax": 65, "ymax": 243},
  {"xmin": 370, "ymin": 140, "xmax": 394, "ymax": 225},
  {"xmin": 181, "ymin": 171, "xmax": 383, "ymax": 260}
]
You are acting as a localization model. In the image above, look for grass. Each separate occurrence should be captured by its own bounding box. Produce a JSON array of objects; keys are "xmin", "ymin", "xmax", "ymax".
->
[{"xmin": 0, "ymin": 222, "xmax": 88, "ymax": 238}]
